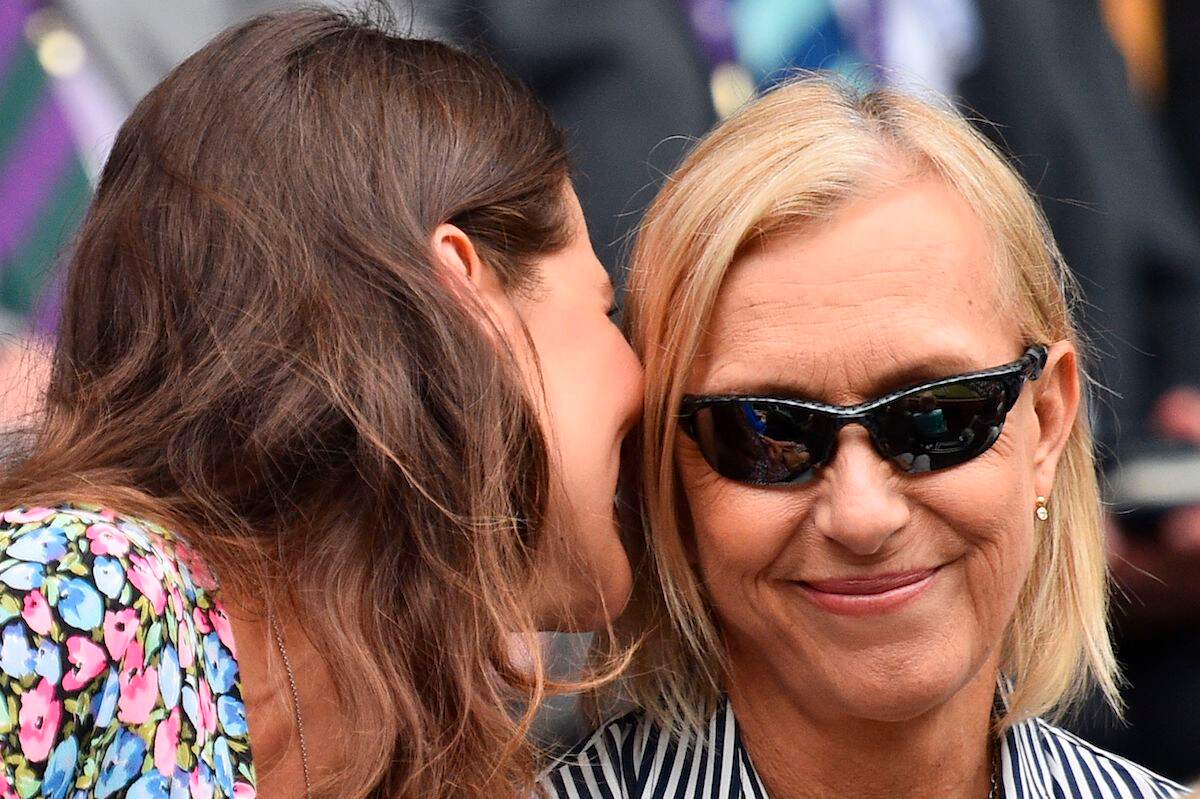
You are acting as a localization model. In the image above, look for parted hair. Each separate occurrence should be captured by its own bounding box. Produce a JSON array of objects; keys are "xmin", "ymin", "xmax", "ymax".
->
[
  {"xmin": 601, "ymin": 75, "xmax": 1119, "ymax": 737},
  {"xmin": 0, "ymin": 8, "xmax": 575, "ymax": 798}
]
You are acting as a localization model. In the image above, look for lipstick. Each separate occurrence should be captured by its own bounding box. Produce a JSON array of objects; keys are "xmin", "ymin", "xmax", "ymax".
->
[{"xmin": 796, "ymin": 568, "xmax": 938, "ymax": 616}]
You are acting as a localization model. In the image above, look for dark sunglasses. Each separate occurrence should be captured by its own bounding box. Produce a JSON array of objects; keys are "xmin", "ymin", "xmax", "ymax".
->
[{"xmin": 679, "ymin": 345, "xmax": 1048, "ymax": 486}]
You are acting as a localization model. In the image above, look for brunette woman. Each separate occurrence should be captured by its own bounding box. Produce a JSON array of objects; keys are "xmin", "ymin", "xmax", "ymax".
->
[{"xmin": 0, "ymin": 9, "xmax": 640, "ymax": 799}]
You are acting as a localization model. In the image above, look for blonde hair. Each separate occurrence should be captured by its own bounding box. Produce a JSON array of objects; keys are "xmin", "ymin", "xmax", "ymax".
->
[{"xmin": 604, "ymin": 75, "xmax": 1119, "ymax": 736}]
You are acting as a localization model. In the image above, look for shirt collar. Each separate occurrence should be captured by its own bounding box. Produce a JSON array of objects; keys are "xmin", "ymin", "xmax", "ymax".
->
[{"xmin": 722, "ymin": 697, "xmax": 1049, "ymax": 799}]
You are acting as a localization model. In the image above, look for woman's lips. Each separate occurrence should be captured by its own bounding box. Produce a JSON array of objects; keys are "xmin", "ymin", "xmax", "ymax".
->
[{"xmin": 796, "ymin": 567, "xmax": 939, "ymax": 616}]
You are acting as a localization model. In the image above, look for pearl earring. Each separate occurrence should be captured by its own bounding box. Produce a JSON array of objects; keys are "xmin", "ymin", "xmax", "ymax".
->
[{"xmin": 1035, "ymin": 496, "xmax": 1049, "ymax": 521}]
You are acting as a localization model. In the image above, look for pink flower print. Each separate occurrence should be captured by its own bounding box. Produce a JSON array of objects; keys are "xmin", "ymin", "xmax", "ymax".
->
[
  {"xmin": 98, "ymin": 508, "xmax": 117, "ymax": 522},
  {"xmin": 86, "ymin": 523, "xmax": 129, "ymax": 557},
  {"xmin": 178, "ymin": 622, "xmax": 195, "ymax": 669},
  {"xmin": 103, "ymin": 608, "xmax": 139, "ymax": 661},
  {"xmin": 177, "ymin": 543, "xmax": 218, "ymax": 591},
  {"xmin": 144, "ymin": 550, "xmax": 165, "ymax": 580},
  {"xmin": 168, "ymin": 586, "xmax": 185, "ymax": 622},
  {"xmin": 211, "ymin": 604, "xmax": 237, "ymax": 658},
  {"xmin": 198, "ymin": 677, "xmax": 218, "ymax": 736},
  {"xmin": 63, "ymin": 635, "xmax": 108, "ymax": 691},
  {"xmin": 234, "ymin": 782, "xmax": 257, "ymax": 798},
  {"xmin": 18, "ymin": 677, "xmax": 62, "ymax": 762},
  {"xmin": 0, "ymin": 770, "xmax": 17, "ymax": 799},
  {"xmin": 2, "ymin": 507, "xmax": 54, "ymax": 524},
  {"xmin": 117, "ymin": 640, "xmax": 159, "ymax": 724},
  {"xmin": 148, "ymin": 532, "xmax": 169, "ymax": 555},
  {"xmin": 128, "ymin": 553, "xmax": 167, "ymax": 615},
  {"xmin": 154, "ymin": 706, "xmax": 181, "ymax": 776},
  {"xmin": 193, "ymin": 607, "xmax": 212, "ymax": 634},
  {"xmin": 189, "ymin": 767, "xmax": 215, "ymax": 799},
  {"xmin": 21, "ymin": 590, "xmax": 52, "ymax": 636}
]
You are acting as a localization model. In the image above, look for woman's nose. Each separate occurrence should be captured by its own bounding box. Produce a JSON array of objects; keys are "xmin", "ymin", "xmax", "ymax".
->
[{"xmin": 809, "ymin": 427, "xmax": 910, "ymax": 556}]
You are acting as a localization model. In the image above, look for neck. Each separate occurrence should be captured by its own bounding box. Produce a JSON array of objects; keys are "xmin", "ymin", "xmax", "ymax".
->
[{"xmin": 728, "ymin": 659, "xmax": 998, "ymax": 799}]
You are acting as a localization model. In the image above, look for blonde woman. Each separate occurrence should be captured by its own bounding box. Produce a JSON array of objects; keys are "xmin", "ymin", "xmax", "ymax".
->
[{"xmin": 543, "ymin": 77, "xmax": 1185, "ymax": 798}]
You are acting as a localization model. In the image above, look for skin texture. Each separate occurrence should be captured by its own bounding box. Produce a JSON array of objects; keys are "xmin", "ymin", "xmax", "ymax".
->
[
  {"xmin": 676, "ymin": 174, "xmax": 1079, "ymax": 798},
  {"xmin": 433, "ymin": 187, "xmax": 643, "ymax": 631},
  {"xmin": 0, "ymin": 337, "xmax": 51, "ymax": 432}
]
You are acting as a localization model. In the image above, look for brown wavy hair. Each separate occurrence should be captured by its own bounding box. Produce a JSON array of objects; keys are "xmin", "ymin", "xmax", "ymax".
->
[{"xmin": 0, "ymin": 8, "xmax": 578, "ymax": 798}]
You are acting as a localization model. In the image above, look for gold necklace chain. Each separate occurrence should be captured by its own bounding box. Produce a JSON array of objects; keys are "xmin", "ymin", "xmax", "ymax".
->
[
  {"xmin": 269, "ymin": 611, "xmax": 313, "ymax": 799},
  {"xmin": 989, "ymin": 732, "xmax": 1002, "ymax": 799}
]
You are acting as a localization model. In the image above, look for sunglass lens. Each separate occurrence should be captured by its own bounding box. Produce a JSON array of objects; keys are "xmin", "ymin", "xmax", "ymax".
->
[
  {"xmin": 688, "ymin": 401, "xmax": 833, "ymax": 485},
  {"xmin": 875, "ymin": 377, "xmax": 1011, "ymax": 473}
]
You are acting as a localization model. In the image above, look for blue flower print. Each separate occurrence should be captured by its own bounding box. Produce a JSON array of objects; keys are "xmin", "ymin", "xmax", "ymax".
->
[
  {"xmin": 203, "ymin": 632, "xmax": 237, "ymax": 694},
  {"xmin": 126, "ymin": 771, "xmax": 171, "ymax": 799},
  {"xmin": 159, "ymin": 644, "xmax": 181, "ymax": 710},
  {"xmin": 213, "ymin": 735, "xmax": 235, "ymax": 796},
  {"xmin": 2, "ymin": 506, "xmax": 256, "ymax": 796},
  {"xmin": 170, "ymin": 768, "xmax": 190, "ymax": 799},
  {"xmin": 93, "ymin": 556, "xmax": 126, "ymax": 600},
  {"xmin": 217, "ymin": 694, "xmax": 249, "ymax": 737},
  {"xmin": 5, "ymin": 524, "xmax": 68, "ymax": 564},
  {"xmin": 181, "ymin": 683, "xmax": 200, "ymax": 731},
  {"xmin": 194, "ymin": 762, "xmax": 218, "ymax": 797},
  {"xmin": 0, "ymin": 622, "xmax": 34, "ymax": 678},
  {"xmin": 93, "ymin": 667, "xmax": 120, "ymax": 727},
  {"xmin": 116, "ymin": 520, "xmax": 152, "ymax": 550},
  {"xmin": 0, "ymin": 561, "xmax": 44, "ymax": 590},
  {"xmin": 96, "ymin": 728, "xmax": 147, "ymax": 798},
  {"xmin": 58, "ymin": 577, "xmax": 104, "ymax": 630},
  {"xmin": 35, "ymin": 639, "xmax": 62, "ymax": 683},
  {"xmin": 43, "ymin": 735, "xmax": 79, "ymax": 799}
]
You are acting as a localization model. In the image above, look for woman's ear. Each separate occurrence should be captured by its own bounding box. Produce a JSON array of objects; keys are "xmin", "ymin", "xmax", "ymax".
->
[
  {"xmin": 430, "ymin": 223, "xmax": 519, "ymax": 336},
  {"xmin": 1032, "ymin": 340, "xmax": 1081, "ymax": 497}
]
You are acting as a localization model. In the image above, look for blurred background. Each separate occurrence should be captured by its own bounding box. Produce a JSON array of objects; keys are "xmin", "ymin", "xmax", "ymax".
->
[{"xmin": 1, "ymin": 0, "xmax": 1198, "ymax": 780}]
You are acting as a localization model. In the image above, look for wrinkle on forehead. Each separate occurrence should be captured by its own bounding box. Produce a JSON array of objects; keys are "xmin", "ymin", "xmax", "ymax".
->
[{"xmin": 689, "ymin": 176, "xmax": 1021, "ymax": 402}]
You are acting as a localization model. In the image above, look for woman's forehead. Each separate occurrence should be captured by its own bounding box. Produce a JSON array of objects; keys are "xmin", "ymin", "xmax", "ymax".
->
[{"xmin": 692, "ymin": 177, "xmax": 1020, "ymax": 397}]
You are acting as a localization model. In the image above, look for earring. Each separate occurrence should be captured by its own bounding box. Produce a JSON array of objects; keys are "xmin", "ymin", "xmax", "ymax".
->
[{"xmin": 1035, "ymin": 496, "xmax": 1049, "ymax": 521}]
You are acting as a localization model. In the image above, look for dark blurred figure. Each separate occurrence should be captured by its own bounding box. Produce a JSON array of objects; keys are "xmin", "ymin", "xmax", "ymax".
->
[
  {"xmin": 1041, "ymin": 0, "xmax": 1200, "ymax": 781},
  {"xmin": 961, "ymin": 0, "xmax": 1200, "ymax": 460},
  {"xmin": 1165, "ymin": 0, "xmax": 1200, "ymax": 202},
  {"xmin": 427, "ymin": 1, "xmax": 716, "ymax": 280}
]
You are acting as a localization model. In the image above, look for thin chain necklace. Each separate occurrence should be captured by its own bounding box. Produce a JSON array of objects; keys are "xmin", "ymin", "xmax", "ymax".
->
[
  {"xmin": 269, "ymin": 611, "xmax": 314, "ymax": 799},
  {"xmin": 989, "ymin": 731, "xmax": 1003, "ymax": 799}
]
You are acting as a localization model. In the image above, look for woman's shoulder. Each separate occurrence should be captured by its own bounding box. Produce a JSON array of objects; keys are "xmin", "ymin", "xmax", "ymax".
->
[
  {"xmin": 539, "ymin": 708, "xmax": 648, "ymax": 797},
  {"xmin": 0, "ymin": 504, "xmax": 229, "ymax": 639},
  {"xmin": 0, "ymin": 504, "xmax": 254, "ymax": 798},
  {"xmin": 1009, "ymin": 717, "xmax": 1189, "ymax": 798}
]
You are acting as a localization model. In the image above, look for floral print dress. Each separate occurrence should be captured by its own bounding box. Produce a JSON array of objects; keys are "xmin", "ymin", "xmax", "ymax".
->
[{"xmin": 0, "ymin": 505, "xmax": 255, "ymax": 798}]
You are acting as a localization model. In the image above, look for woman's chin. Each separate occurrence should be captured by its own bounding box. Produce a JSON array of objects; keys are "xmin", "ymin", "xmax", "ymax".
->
[
  {"xmin": 813, "ymin": 653, "xmax": 983, "ymax": 725},
  {"xmin": 530, "ymin": 539, "xmax": 633, "ymax": 632},
  {"xmin": 540, "ymin": 566, "xmax": 633, "ymax": 633}
]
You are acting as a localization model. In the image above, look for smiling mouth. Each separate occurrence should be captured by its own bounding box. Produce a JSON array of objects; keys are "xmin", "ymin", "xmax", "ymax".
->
[{"xmin": 795, "ymin": 567, "xmax": 941, "ymax": 616}]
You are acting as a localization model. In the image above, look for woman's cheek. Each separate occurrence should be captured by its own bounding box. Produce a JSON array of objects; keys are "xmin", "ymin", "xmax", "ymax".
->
[{"xmin": 678, "ymin": 458, "xmax": 795, "ymax": 577}]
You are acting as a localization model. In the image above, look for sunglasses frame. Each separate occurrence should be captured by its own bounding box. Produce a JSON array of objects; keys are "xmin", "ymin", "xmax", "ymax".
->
[{"xmin": 679, "ymin": 344, "xmax": 1050, "ymax": 485}]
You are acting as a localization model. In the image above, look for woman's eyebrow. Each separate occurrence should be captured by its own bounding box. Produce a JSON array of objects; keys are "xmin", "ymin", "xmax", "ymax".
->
[
  {"xmin": 698, "ymin": 352, "xmax": 982, "ymax": 399},
  {"xmin": 865, "ymin": 353, "xmax": 982, "ymax": 395}
]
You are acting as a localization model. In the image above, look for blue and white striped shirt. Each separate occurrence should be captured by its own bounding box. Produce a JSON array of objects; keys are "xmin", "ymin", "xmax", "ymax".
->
[{"xmin": 541, "ymin": 699, "xmax": 1189, "ymax": 798}]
